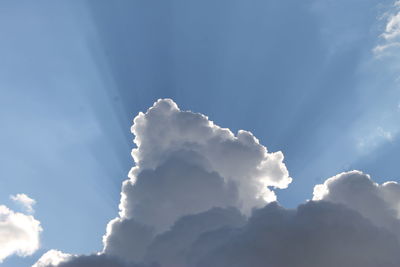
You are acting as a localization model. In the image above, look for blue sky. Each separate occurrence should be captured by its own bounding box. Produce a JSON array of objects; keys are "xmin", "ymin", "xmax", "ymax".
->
[{"xmin": 1, "ymin": 0, "xmax": 400, "ymax": 266}]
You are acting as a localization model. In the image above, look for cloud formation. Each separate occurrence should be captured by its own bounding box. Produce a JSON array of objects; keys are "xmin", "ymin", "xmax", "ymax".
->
[
  {"xmin": 35, "ymin": 252, "xmax": 157, "ymax": 267},
  {"xmin": 33, "ymin": 99, "xmax": 400, "ymax": 267},
  {"xmin": 33, "ymin": 250, "xmax": 73, "ymax": 267},
  {"xmin": 313, "ymin": 170, "xmax": 400, "ymax": 238},
  {"xmin": 189, "ymin": 201, "xmax": 400, "ymax": 267},
  {"xmin": 0, "ymin": 196, "xmax": 42, "ymax": 262},
  {"xmin": 103, "ymin": 99, "xmax": 291, "ymax": 261},
  {"xmin": 143, "ymin": 207, "xmax": 246, "ymax": 267},
  {"xmin": 374, "ymin": 1, "xmax": 400, "ymax": 54},
  {"xmin": 36, "ymin": 201, "xmax": 400, "ymax": 267},
  {"xmin": 11, "ymin": 193, "xmax": 36, "ymax": 213}
]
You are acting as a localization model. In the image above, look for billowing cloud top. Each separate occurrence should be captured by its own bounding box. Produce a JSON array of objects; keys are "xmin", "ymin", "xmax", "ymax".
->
[
  {"xmin": 33, "ymin": 250, "xmax": 73, "ymax": 267},
  {"xmin": 103, "ymin": 99, "xmax": 291, "ymax": 261},
  {"xmin": 33, "ymin": 99, "xmax": 400, "ymax": 267},
  {"xmin": 127, "ymin": 99, "xmax": 291, "ymax": 218}
]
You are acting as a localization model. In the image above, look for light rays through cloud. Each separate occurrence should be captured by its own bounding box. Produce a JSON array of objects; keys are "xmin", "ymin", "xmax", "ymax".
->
[
  {"xmin": 0, "ymin": 0, "xmax": 400, "ymax": 266},
  {"xmin": 0, "ymin": 0, "xmax": 133, "ymax": 258}
]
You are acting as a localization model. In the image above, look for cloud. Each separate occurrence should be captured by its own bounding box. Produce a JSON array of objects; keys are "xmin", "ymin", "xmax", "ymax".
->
[
  {"xmin": 35, "ymin": 202, "xmax": 400, "ymax": 267},
  {"xmin": 40, "ymin": 253, "xmax": 159, "ymax": 267},
  {"xmin": 143, "ymin": 207, "xmax": 246, "ymax": 267},
  {"xmin": 313, "ymin": 170, "xmax": 400, "ymax": 239},
  {"xmin": 0, "ymin": 203, "xmax": 42, "ymax": 262},
  {"xmin": 103, "ymin": 218, "xmax": 155, "ymax": 262},
  {"xmin": 33, "ymin": 250, "xmax": 73, "ymax": 267},
  {"xmin": 374, "ymin": 1, "xmax": 400, "ymax": 54},
  {"xmin": 383, "ymin": 10, "xmax": 400, "ymax": 41},
  {"xmin": 33, "ymin": 100, "xmax": 400, "ymax": 267},
  {"xmin": 102, "ymin": 99, "xmax": 291, "ymax": 261},
  {"xmin": 189, "ymin": 201, "xmax": 400, "ymax": 267},
  {"xmin": 11, "ymin": 193, "xmax": 36, "ymax": 213},
  {"xmin": 356, "ymin": 126, "xmax": 395, "ymax": 152}
]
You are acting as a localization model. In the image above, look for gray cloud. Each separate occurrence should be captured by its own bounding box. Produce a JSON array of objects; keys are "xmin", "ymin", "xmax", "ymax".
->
[
  {"xmin": 102, "ymin": 99, "xmax": 291, "ymax": 261},
  {"xmin": 33, "ymin": 100, "xmax": 400, "ymax": 267},
  {"xmin": 103, "ymin": 218, "xmax": 155, "ymax": 262},
  {"xmin": 190, "ymin": 201, "xmax": 400, "ymax": 267},
  {"xmin": 124, "ymin": 99, "xmax": 291, "ymax": 219},
  {"xmin": 313, "ymin": 170, "xmax": 400, "ymax": 239},
  {"xmin": 36, "ymin": 202, "xmax": 400, "ymax": 267},
  {"xmin": 52, "ymin": 254, "xmax": 157, "ymax": 267},
  {"xmin": 144, "ymin": 207, "xmax": 246, "ymax": 267}
]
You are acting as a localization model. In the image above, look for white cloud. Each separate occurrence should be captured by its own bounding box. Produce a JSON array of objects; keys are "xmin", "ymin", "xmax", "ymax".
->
[
  {"xmin": 32, "ymin": 250, "xmax": 73, "ymax": 267},
  {"xmin": 313, "ymin": 170, "xmax": 400, "ymax": 238},
  {"xmin": 374, "ymin": 1, "xmax": 400, "ymax": 54},
  {"xmin": 11, "ymin": 193, "xmax": 36, "ymax": 213},
  {"xmin": 102, "ymin": 99, "xmax": 291, "ymax": 261},
  {"xmin": 0, "ymin": 204, "xmax": 42, "ymax": 262},
  {"xmin": 383, "ymin": 12, "xmax": 400, "ymax": 40}
]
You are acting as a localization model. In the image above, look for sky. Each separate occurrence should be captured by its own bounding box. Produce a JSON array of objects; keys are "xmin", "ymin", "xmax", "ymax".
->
[{"xmin": 0, "ymin": 0, "xmax": 400, "ymax": 266}]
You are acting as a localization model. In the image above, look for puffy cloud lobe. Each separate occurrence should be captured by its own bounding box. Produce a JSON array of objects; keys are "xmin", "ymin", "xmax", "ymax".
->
[
  {"xmin": 33, "ymin": 250, "xmax": 73, "ymax": 267},
  {"xmin": 313, "ymin": 170, "xmax": 400, "ymax": 239},
  {"xmin": 144, "ymin": 207, "xmax": 246, "ymax": 267},
  {"xmin": 0, "ymin": 203, "xmax": 42, "ymax": 262},
  {"xmin": 103, "ymin": 218, "xmax": 155, "ymax": 261},
  {"xmin": 103, "ymin": 99, "xmax": 291, "ymax": 261}
]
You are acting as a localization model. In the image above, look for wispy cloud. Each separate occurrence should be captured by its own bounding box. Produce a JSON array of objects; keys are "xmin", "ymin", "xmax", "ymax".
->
[
  {"xmin": 11, "ymin": 193, "xmax": 36, "ymax": 214},
  {"xmin": 357, "ymin": 126, "xmax": 396, "ymax": 152},
  {"xmin": 374, "ymin": 1, "xmax": 400, "ymax": 55}
]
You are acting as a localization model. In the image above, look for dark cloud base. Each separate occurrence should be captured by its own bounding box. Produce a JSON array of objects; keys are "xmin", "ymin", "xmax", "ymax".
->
[{"xmin": 48, "ymin": 201, "xmax": 400, "ymax": 267}]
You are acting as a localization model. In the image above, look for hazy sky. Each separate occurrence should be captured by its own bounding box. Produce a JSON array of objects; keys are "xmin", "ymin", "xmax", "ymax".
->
[{"xmin": 1, "ymin": 1, "xmax": 400, "ymax": 266}]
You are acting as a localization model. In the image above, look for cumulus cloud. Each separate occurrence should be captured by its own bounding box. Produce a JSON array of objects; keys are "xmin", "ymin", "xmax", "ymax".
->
[
  {"xmin": 0, "ymin": 202, "xmax": 42, "ymax": 262},
  {"xmin": 313, "ymin": 170, "xmax": 400, "ymax": 238},
  {"xmin": 102, "ymin": 99, "xmax": 291, "ymax": 261},
  {"xmin": 11, "ymin": 193, "xmax": 36, "ymax": 213},
  {"xmin": 33, "ymin": 100, "xmax": 400, "ymax": 267}
]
